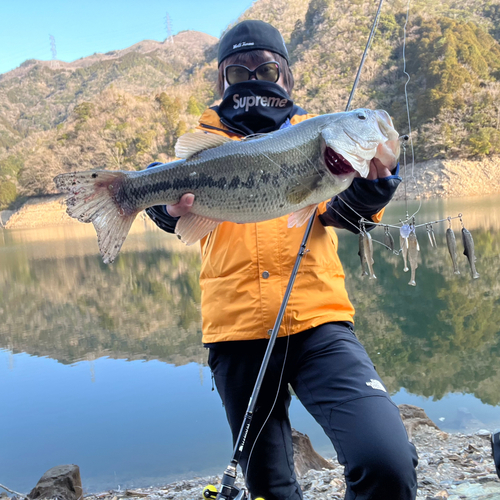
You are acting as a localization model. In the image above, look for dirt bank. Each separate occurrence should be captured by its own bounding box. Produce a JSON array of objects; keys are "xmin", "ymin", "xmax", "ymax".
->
[
  {"xmin": 2, "ymin": 195, "xmax": 77, "ymax": 229},
  {"xmin": 392, "ymin": 156, "xmax": 500, "ymax": 201},
  {"xmin": 2, "ymin": 156, "xmax": 500, "ymax": 230},
  {"xmin": 2, "ymin": 195, "xmax": 157, "ymax": 231}
]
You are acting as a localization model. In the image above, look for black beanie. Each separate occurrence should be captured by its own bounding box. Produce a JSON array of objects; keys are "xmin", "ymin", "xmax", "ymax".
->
[{"xmin": 218, "ymin": 20, "xmax": 289, "ymax": 66}]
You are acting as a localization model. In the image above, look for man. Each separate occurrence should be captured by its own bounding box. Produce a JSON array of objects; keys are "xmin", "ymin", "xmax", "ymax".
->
[{"xmin": 147, "ymin": 20, "xmax": 418, "ymax": 500}]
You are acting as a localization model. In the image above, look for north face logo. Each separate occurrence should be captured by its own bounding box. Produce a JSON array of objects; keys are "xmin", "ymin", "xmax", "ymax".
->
[
  {"xmin": 366, "ymin": 379, "xmax": 387, "ymax": 392},
  {"xmin": 233, "ymin": 94, "xmax": 289, "ymax": 112}
]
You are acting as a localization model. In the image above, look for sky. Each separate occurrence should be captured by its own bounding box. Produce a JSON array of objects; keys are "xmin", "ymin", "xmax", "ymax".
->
[{"xmin": 0, "ymin": 0, "xmax": 255, "ymax": 75}]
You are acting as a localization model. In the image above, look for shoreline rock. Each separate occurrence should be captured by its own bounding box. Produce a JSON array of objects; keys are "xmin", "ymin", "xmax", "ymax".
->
[
  {"xmin": 78, "ymin": 423, "xmax": 499, "ymax": 500},
  {"xmin": 3, "ymin": 407, "xmax": 499, "ymax": 500},
  {"xmin": 28, "ymin": 465, "xmax": 83, "ymax": 500}
]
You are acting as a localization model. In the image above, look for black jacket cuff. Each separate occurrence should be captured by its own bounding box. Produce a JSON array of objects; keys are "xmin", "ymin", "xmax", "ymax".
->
[
  {"xmin": 145, "ymin": 205, "xmax": 180, "ymax": 234},
  {"xmin": 319, "ymin": 164, "xmax": 402, "ymax": 234},
  {"xmin": 144, "ymin": 162, "xmax": 180, "ymax": 234}
]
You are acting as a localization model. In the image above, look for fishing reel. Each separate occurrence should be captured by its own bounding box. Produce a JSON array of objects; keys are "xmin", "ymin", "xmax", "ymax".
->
[
  {"xmin": 202, "ymin": 484, "xmax": 265, "ymax": 500},
  {"xmin": 202, "ymin": 484, "xmax": 249, "ymax": 500}
]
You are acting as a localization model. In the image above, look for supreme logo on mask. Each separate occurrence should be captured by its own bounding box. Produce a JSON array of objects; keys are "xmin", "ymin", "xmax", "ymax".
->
[
  {"xmin": 233, "ymin": 94, "xmax": 289, "ymax": 112},
  {"xmin": 219, "ymin": 80, "xmax": 294, "ymax": 135}
]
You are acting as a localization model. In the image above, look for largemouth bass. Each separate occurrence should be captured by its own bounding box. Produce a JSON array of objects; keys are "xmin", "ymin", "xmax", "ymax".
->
[
  {"xmin": 361, "ymin": 231, "xmax": 376, "ymax": 279},
  {"xmin": 446, "ymin": 228, "xmax": 460, "ymax": 275},
  {"xmin": 54, "ymin": 109, "xmax": 399, "ymax": 263},
  {"xmin": 462, "ymin": 228, "xmax": 480, "ymax": 279},
  {"xmin": 407, "ymin": 230, "xmax": 419, "ymax": 286}
]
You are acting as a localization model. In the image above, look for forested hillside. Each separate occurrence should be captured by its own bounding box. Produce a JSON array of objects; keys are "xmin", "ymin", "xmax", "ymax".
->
[{"xmin": 1, "ymin": 0, "xmax": 500, "ymax": 209}]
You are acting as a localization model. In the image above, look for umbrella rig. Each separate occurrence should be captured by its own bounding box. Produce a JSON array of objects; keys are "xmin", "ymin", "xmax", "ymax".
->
[{"xmin": 357, "ymin": 213, "xmax": 480, "ymax": 286}]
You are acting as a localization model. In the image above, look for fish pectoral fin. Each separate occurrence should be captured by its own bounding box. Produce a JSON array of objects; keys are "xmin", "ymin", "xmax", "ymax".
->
[
  {"xmin": 175, "ymin": 132, "xmax": 232, "ymax": 159},
  {"xmin": 175, "ymin": 212, "xmax": 220, "ymax": 245},
  {"xmin": 285, "ymin": 175, "xmax": 321, "ymax": 205},
  {"xmin": 287, "ymin": 204, "xmax": 318, "ymax": 228}
]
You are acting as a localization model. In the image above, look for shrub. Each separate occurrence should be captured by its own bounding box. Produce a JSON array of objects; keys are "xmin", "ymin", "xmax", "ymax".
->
[
  {"xmin": 73, "ymin": 102, "xmax": 94, "ymax": 121},
  {"xmin": 0, "ymin": 155, "xmax": 24, "ymax": 177},
  {"xmin": 0, "ymin": 180, "xmax": 17, "ymax": 208},
  {"xmin": 187, "ymin": 96, "xmax": 203, "ymax": 116}
]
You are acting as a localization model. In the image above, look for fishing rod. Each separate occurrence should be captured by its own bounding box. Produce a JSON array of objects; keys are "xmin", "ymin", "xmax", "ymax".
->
[
  {"xmin": 205, "ymin": 3, "xmax": 385, "ymax": 500},
  {"xmin": 346, "ymin": 0, "xmax": 384, "ymax": 112}
]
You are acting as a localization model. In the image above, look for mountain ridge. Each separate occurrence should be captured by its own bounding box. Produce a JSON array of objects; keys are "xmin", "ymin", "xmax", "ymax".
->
[
  {"xmin": 0, "ymin": 31, "xmax": 218, "ymax": 81},
  {"xmin": 1, "ymin": 0, "xmax": 500, "ymax": 207}
]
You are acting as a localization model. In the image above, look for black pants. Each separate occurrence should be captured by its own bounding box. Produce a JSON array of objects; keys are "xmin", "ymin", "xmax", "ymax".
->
[{"xmin": 208, "ymin": 323, "xmax": 418, "ymax": 500}]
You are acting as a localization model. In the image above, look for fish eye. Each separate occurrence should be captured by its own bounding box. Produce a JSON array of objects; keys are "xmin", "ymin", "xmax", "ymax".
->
[{"xmin": 357, "ymin": 114, "xmax": 367, "ymax": 120}]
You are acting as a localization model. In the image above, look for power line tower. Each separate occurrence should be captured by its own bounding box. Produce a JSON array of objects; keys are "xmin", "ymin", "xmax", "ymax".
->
[
  {"xmin": 49, "ymin": 34, "xmax": 57, "ymax": 68},
  {"xmin": 164, "ymin": 13, "xmax": 174, "ymax": 44}
]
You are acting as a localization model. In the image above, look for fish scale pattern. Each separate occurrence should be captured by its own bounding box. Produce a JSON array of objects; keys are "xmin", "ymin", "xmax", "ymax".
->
[{"xmin": 123, "ymin": 114, "xmax": 358, "ymax": 223}]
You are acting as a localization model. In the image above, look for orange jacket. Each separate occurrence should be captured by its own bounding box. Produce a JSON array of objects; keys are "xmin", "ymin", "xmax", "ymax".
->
[{"xmin": 195, "ymin": 108, "xmax": 356, "ymax": 344}]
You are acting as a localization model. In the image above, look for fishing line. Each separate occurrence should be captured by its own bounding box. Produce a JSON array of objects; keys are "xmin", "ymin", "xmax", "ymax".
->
[
  {"xmin": 259, "ymin": 151, "xmax": 316, "ymax": 195},
  {"xmin": 281, "ymin": 137, "xmax": 327, "ymax": 178},
  {"xmin": 326, "ymin": 200, "xmax": 403, "ymax": 254},
  {"xmin": 242, "ymin": 0, "xmax": 387, "ymax": 483},
  {"xmin": 244, "ymin": 329, "xmax": 291, "ymax": 479},
  {"xmin": 334, "ymin": 0, "xmax": 418, "ymax": 228},
  {"xmin": 401, "ymin": 0, "xmax": 422, "ymax": 222},
  {"xmin": 323, "ymin": 0, "xmax": 424, "ymax": 254},
  {"xmin": 244, "ymin": 218, "xmax": 315, "ymax": 479},
  {"xmin": 328, "ymin": 197, "xmax": 365, "ymax": 232},
  {"xmin": 253, "ymin": 128, "xmax": 327, "ymax": 187},
  {"xmin": 346, "ymin": 0, "xmax": 384, "ymax": 112},
  {"xmin": 413, "ymin": 214, "xmax": 463, "ymax": 229}
]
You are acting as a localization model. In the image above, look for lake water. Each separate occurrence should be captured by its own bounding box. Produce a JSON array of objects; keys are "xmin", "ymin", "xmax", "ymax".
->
[{"xmin": 1, "ymin": 196, "xmax": 499, "ymax": 494}]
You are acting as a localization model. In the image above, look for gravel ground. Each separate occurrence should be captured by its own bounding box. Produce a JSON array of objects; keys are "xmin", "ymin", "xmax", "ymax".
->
[{"xmin": 82, "ymin": 425, "xmax": 499, "ymax": 500}]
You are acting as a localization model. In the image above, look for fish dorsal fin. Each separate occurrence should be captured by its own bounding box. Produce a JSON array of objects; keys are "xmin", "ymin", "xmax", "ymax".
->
[
  {"xmin": 287, "ymin": 204, "xmax": 318, "ymax": 228},
  {"xmin": 175, "ymin": 132, "xmax": 232, "ymax": 159},
  {"xmin": 175, "ymin": 212, "xmax": 220, "ymax": 245}
]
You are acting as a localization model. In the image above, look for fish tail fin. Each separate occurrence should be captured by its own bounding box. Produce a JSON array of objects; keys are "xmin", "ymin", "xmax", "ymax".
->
[{"xmin": 54, "ymin": 170, "xmax": 138, "ymax": 263}]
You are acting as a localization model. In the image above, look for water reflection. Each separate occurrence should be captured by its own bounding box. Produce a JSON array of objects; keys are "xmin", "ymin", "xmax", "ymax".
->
[
  {"xmin": 1, "ymin": 196, "xmax": 499, "ymax": 492},
  {"xmin": 341, "ymin": 223, "xmax": 500, "ymax": 407},
  {"xmin": 0, "ymin": 228, "xmax": 204, "ymax": 366},
  {"xmin": 1, "ymin": 198, "xmax": 499, "ymax": 402}
]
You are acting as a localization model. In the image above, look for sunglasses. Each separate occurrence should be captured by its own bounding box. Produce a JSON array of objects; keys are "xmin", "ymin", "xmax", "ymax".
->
[{"xmin": 225, "ymin": 61, "xmax": 281, "ymax": 86}]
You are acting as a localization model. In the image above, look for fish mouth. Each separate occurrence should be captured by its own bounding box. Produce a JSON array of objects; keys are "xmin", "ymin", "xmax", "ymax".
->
[{"xmin": 324, "ymin": 147, "xmax": 356, "ymax": 175}]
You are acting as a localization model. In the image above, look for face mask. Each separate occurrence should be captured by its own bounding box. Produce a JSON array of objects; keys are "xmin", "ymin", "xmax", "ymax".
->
[{"xmin": 218, "ymin": 80, "xmax": 295, "ymax": 136}]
